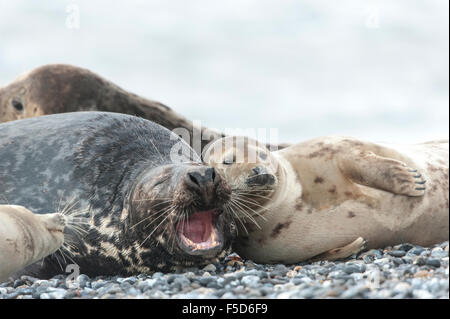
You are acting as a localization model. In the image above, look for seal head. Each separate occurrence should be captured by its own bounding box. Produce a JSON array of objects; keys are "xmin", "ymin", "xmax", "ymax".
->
[
  {"xmin": 126, "ymin": 163, "xmax": 234, "ymax": 265},
  {"xmin": 204, "ymin": 136, "xmax": 280, "ymax": 229}
]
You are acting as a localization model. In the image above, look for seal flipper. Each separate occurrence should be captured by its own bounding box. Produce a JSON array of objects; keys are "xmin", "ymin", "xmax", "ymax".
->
[
  {"xmin": 310, "ymin": 237, "xmax": 367, "ymax": 262},
  {"xmin": 339, "ymin": 151, "xmax": 426, "ymax": 197}
]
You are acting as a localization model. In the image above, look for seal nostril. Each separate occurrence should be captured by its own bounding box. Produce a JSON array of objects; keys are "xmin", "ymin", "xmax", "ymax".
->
[
  {"xmin": 188, "ymin": 172, "xmax": 200, "ymax": 187},
  {"xmin": 252, "ymin": 167, "xmax": 261, "ymax": 175},
  {"xmin": 205, "ymin": 167, "xmax": 216, "ymax": 183}
]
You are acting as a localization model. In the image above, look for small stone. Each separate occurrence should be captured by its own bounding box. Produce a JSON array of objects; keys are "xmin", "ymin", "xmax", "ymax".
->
[
  {"xmin": 241, "ymin": 275, "xmax": 260, "ymax": 288},
  {"xmin": 91, "ymin": 280, "xmax": 106, "ymax": 290},
  {"xmin": 298, "ymin": 287, "xmax": 315, "ymax": 298},
  {"xmin": 293, "ymin": 266, "xmax": 302, "ymax": 272},
  {"xmin": 245, "ymin": 260, "xmax": 258, "ymax": 270},
  {"xmin": 388, "ymin": 250, "xmax": 406, "ymax": 257},
  {"xmin": 228, "ymin": 260, "xmax": 244, "ymax": 267},
  {"xmin": 397, "ymin": 243, "xmax": 415, "ymax": 252},
  {"xmin": 343, "ymin": 263, "xmax": 366, "ymax": 274},
  {"xmin": 225, "ymin": 253, "xmax": 243, "ymax": 261},
  {"xmin": 393, "ymin": 282, "xmax": 411, "ymax": 293},
  {"xmin": 414, "ymin": 270, "xmax": 430, "ymax": 278},
  {"xmin": 75, "ymin": 274, "xmax": 90, "ymax": 288},
  {"xmin": 286, "ymin": 270, "xmax": 297, "ymax": 278},
  {"xmin": 122, "ymin": 277, "xmax": 137, "ymax": 285},
  {"xmin": 373, "ymin": 258, "xmax": 390, "ymax": 265},
  {"xmin": 13, "ymin": 279, "xmax": 25, "ymax": 288},
  {"xmin": 431, "ymin": 250, "xmax": 448, "ymax": 258},
  {"xmin": 362, "ymin": 249, "xmax": 383, "ymax": 259},
  {"xmin": 222, "ymin": 292, "xmax": 236, "ymax": 299},
  {"xmin": 326, "ymin": 290, "xmax": 340, "ymax": 297},
  {"xmin": 271, "ymin": 264, "xmax": 288, "ymax": 277},
  {"xmin": 392, "ymin": 258, "xmax": 405, "ymax": 266},
  {"xmin": 202, "ymin": 264, "xmax": 216, "ymax": 272},
  {"xmin": 413, "ymin": 289, "xmax": 433, "ymax": 299},
  {"xmin": 15, "ymin": 288, "xmax": 33, "ymax": 295},
  {"xmin": 426, "ymin": 259, "xmax": 441, "ymax": 268},
  {"xmin": 413, "ymin": 257, "xmax": 427, "ymax": 266},
  {"xmin": 402, "ymin": 256, "xmax": 414, "ymax": 264},
  {"xmin": 341, "ymin": 286, "xmax": 367, "ymax": 298},
  {"xmin": 198, "ymin": 276, "xmax": 215, "ymax": 286},
  {"xmin": 375, "ymin": 289, "xmax": 392, "ymax": 298},
  {"xmin": 65, "ymin": 290, "xmax": 81, "ymax": 298},
  {"xmin": 173, "ymin": 277, "xmax": 190, "ymax": 288},
  {"xmin": 409, "ymin": 247, "xmax": 425, "ymax": 255},
  {"xmin": 292, "ymin": 277, "xmax": 312, "ymax": 285}
]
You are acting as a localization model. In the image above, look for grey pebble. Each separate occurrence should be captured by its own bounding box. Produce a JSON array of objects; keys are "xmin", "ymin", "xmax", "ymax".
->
[
  {"xmin": 388, "ymin": 250, "xmax": 406, "ymax": 257},
  {"xmin": 343, "ymin": 263, "xmax": 366, "ymax": 274},
  {"xmin": 409, "ymin": 247, "xmax": 425, "ymax": 255},
  {"xmin": 431, "ymin": 250, "xmax": 448, "ymax": 258},
  {"xmin": 241, "ymin": 275, "xmax": 260, "ymax": 288},
  {"xmin": 202, "ymin": 264, "xmax": 217, "ymax": 272},
  {"xmin": 426, "ymin": 259, "xmax": 441, "ymax": 268}
]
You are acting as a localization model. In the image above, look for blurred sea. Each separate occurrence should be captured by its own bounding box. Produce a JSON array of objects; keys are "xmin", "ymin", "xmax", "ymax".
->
[{"xmin": 0, "ymin": 0, "xmax": 448, "ymax": 144}]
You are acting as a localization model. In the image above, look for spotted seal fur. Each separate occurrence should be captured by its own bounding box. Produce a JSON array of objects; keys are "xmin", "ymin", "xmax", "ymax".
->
[{"xmin": 204, "ymin": 136, "xmax": 449, "ymax": 263}]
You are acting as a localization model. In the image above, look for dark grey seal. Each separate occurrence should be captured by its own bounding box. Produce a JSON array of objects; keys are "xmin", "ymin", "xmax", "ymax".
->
[{"xmin": 0, "ymin": 112, "xmax": 235, "ymax": 277}]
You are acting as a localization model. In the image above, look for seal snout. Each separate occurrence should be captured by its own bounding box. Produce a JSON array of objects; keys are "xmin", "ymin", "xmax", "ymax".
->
[
  {"xmin": 246, "ymin": 166, "xmax": 276, "ymax": 186},
  {"xmin": 184, "ymin": 167, "xmax": 230, "ymax": 208}
]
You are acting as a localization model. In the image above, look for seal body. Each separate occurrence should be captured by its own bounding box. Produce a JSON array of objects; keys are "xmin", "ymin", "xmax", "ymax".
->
[
  {"xmin": 0, "ymin": 64, "xmax": 223, "ymax": 152},
  {"xmin": 0, "ymin": 112, "xmax": 235, "ymax": 277},
  {"xmin": 205, "ymin": 136, "xmax": 449, "ymax": 264},
  {"xmin": 0, "ymin": 205, "xmax": 65, "ymax": 282}
]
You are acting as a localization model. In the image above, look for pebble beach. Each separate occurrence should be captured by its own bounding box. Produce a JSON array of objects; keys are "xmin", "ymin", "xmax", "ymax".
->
[{"xmin": 1, "ymin": 241, "xmax": 448, "ymax": 299}]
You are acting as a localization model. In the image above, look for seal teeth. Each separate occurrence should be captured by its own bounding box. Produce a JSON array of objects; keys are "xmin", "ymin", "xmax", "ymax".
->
[
  {"xmin": 180, "ymin": 230, "xmax": 220, "ymax": 251},
  {"xmin": 177, "ymin": 209, "xmax": 221, "ymax": 251}
]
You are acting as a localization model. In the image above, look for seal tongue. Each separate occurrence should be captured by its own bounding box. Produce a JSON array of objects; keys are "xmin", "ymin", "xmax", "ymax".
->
[{"xmin": 180, "ymin": 210, "xmax": 213, "ymax": 243}]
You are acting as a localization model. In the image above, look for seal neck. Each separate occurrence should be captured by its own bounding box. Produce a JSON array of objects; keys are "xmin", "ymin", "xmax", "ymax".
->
[{"xmin": 265, "ymin": 151, "xmax": 301, "ymax": 212}]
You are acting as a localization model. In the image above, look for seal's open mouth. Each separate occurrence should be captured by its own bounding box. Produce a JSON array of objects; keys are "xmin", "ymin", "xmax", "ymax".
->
[{"xmin": 176, "ymin": 209, "xmax": 222, "ymax": 255}]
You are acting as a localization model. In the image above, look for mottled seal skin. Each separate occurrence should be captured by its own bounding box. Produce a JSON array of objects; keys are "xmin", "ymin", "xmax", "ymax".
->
[
  {"xmin": 0, "ymin": 205, "xmax": 65, "ymax": 282},
  {"xmin": 204, "ymin": 136, "xmax": 449, "ymax": 264},
  {"xmin": 0, "ymin": 64, "xmax": 223, "ymax": 152},
  {"xmin": 0, "ymin": 112, "xmax": 235, "ymax": 277}
]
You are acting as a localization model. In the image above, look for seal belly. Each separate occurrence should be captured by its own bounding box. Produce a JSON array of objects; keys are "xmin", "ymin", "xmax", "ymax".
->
[{"xmin": 375, "ymin": 141, "xmax": 449, "ymax": 245}]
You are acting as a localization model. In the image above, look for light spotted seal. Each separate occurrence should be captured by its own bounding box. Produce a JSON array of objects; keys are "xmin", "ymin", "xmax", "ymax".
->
[
  {"xmin": 0, "ymin": 205, "xmax": 65, "ymax": 282},
  {"xmin": 0, "ymin": 64, "xmax": 223, "ymax": 152},
  {"xmin": 0, "ymin": 112, "xmax": 235, "ymax": 278},
  {"xmin": 204, "ymin": 136, "xmax": 449, "ymax": 263}
]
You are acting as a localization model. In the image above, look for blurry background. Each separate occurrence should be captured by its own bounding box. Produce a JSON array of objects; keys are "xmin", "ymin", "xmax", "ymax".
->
[{"xmin": 0, "ymin": 0, "xmax": 448, "ymax": 144}]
